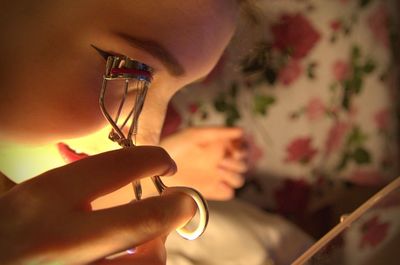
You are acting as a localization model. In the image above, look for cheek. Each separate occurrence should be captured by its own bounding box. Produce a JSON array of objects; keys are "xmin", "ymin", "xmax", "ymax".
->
[
  {"xmin": 135, "ymin": 81, "xmax": 174, "ymax": 145},
  {"xmin": 45, "ymin": 67, "xmax": 105, "ymax": 139},
  {"xmin": 55, "ymin": 78, "xmax": 106, "ymax": 138},
  {"xmin": 1, "ymin": 59, "xmax": 109, "ymax": 144}
]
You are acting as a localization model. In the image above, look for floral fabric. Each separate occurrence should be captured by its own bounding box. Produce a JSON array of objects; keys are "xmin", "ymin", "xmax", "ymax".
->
[
  {"xmin": 163, "ymin": 0, "xmax": 399, "ymax": 221},
  {"xmin": 303, "ymin": 178, "xmax": 400, "ymax": 264}
]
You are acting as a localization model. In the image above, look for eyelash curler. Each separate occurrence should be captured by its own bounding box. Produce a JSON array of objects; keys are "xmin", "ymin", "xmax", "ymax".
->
[{"xmin": 99, "ymin": 55, "xmax": 209, "ymax": 240}]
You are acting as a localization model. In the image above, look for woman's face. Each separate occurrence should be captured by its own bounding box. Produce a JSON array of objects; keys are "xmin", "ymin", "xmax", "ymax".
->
[{"xmin": 0, "ymin": 0, "xmax": 237, "ymax": 145}]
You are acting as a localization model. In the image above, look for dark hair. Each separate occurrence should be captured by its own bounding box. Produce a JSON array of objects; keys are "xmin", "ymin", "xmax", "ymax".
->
[{"xmin": 237, "ymin": 0, "xmax": 260, "ymax": 25}]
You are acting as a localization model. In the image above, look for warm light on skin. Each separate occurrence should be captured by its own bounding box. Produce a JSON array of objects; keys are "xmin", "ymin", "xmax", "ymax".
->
[
  {"xmin": 0, "ymin": 125, "xmax": 166, "ymax": 210},
  {"xmin": 0, "ymin": 143, "xmax": 66, "ymax": 184},
  {"xmin": 0, "ymin": 127, "xmax": 137, "ymax": 213},
  {"xmin": 0, "ymin": 1, "xmax": 240, "ymax": 263},
  {"xmin": 1, "ymin": 125, "xmax": 210, "ymax": 239},
  {"xmin": 0, "ymin": 126, "xmax": 119, "ymax": 184}
]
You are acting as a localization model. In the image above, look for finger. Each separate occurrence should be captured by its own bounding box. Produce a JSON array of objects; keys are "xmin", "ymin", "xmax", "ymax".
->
[
  {"xmin": 218, "ymin": 158, "xmax": 249, "ymax": 174},
  {"xmin": 25, "ymin": 146, "xmax": 177, "ymax": 205},
  {"xmin": 225, "ymin": 139, "xmax": 249, "ymax": 157},
  {"xmin": 217, "ymin": 168, "xmax": 245, "ymax": 188},
  {"xmin": 186, "ymin": 127, "xmax": 243, "ymax": 143},
  {"xmin": 212, "ymin": 181, "xmax": 235, "ymax": 200},
  {"xmin": 127, "ymin": 237, "xmax": 165, "ymax": 264},
  {"xmin": 93, "ymin": 238, "xmax": 166, "ymax": 265},
  {"xmin": 225, "ymin": 141, "xmax": 249, "ymax": 158},
  {"xmin": 227, "ymin": 148, "xmax": 248, "ymax": 160},
  {"xmin": 160, "ymin": 235, "xmax": 168, "ymax": 244},
  {"xmin": 70, "ymin": 191, "xmax": 196, "ymax": 262}
]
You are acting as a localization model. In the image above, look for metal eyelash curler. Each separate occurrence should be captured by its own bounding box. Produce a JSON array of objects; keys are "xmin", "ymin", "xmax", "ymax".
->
[{"xmin": 99, "ymin": 55, "xmax": 209, "ymax": 240}]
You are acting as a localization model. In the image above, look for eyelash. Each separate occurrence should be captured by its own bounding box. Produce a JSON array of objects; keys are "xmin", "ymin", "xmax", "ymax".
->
[
  {"xmin": 91, "ymin": 44, "xmax": 155, "ymax": 83},
  {"xmin": 91, "ymin": 45, "xmax": 113, "ymax": 61}
]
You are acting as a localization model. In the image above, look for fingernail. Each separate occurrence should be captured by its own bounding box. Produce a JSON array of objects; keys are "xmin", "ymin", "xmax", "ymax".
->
[
  {"xmin": 126, "ymin": 248, "xmax": 136, "ymax": 255},
  {"xmin": 163, "ymin": 159, "xmax": 177, "ymax": 176}
]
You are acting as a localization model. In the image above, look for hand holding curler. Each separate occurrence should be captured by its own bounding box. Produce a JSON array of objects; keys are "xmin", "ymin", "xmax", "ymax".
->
[{"xmin": 0, "ymin": 147, "xmax": 196, "ymax": 265}]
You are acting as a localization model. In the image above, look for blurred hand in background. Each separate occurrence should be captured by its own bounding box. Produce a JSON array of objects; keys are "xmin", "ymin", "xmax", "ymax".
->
[{"xmin": 161, "ymin": 127, "xmax": 249, "ymax": 200}]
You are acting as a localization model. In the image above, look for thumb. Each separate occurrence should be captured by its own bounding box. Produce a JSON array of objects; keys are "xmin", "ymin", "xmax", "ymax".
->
[{"xmin": 70, "ymin": 191, "xmax": 196, "ymax": 263}]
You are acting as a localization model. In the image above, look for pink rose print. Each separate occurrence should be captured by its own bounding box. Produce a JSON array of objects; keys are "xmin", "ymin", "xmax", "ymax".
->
[
  {"xmin": 306, "ymin": 97, "xmax": 326, "ymax": 121},
  {"xmin": 348, "ymin": 104, "xmax": 358, "ymax": 118},
  {"xmin": 360, "ymin": 215, "xmax": 389, "ymax": 250},
  {"xmin": 374, "ymin": 108, "xmax": 390, "ymax": 131},
  {"xmin": 285, "ymin": 137, "xmax": 318, "ymax": 163},
  {"xmin": 367, "ymin": 5, "xmax": 390, "ymax": 48},
  {"xmin": 348, "ymin": 169, "xmax": 385, "ymax": 186},
  {"xmin": 244, "ymin": 134, "xmax": 264, "ymax": 169},
  {"xmin": 330, "ymin": 20, "xmax": 342, "ymax": 32},
  {"xmin": 375, "ymin": 192, "xmax": 400, "ymax": 209},
  {"xmin": 271, "ymin": 13, "xmax": 321, "ymax": 59},
  {"xmin": 278, "ymin": 59, "xmax": 302, "ymax": 86},
  {"xmin": 274, "ymin": 178, "xmax": 311, "ymax": 216},
  {"xmin": 188, "ymin": 103, "xmax": 199, "ymax": 114},
  {"xmin": 332, "ymin": 60, "xmax": 350, "ymax": 81},
  {"xmin": 160, "ymin": 103, "xmax": 182, "ymax": 139},
  {"xmin": 325, "ymin": 122, "xmax": 349, "ymax": 155}
]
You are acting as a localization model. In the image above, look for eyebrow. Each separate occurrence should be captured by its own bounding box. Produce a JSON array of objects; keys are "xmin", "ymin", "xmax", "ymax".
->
[{"xmin": 115, "ymin": 32, "xmax": 185, "ymax": 77}]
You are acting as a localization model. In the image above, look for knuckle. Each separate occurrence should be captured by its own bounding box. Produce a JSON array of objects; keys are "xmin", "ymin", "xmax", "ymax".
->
[
  {"xmin": 141, "ymin": 217, "xmax": 163, "ymax": 236},
  {"xmin": 4, "ymin": 185, "xmax": 45, "ymax": 221},
  {"xmin": 140, "ymin": 207, "xmax": 170, "ymax": 235}
]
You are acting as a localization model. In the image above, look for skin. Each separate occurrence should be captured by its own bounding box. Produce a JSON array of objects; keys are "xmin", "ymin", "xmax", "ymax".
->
[
  {"xmin": 0, "ymin": 0, "xmax": 238, "ymax": 145},
  {"xmin": 161, "ymin": 128, "xmax": 249, "ymax": 200},
  {"xmin": 0, "ymin": 0, "xmax": 239, "ymax": 264},
  {"xmin": 0, "ymin": 147, "xmax": 193, "ymax": 265}
]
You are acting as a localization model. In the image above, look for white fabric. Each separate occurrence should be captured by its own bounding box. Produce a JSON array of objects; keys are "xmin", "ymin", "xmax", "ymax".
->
[{"xmin": 166, "ymin": 200, "xmax": 313, "ymax": 265}]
